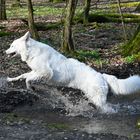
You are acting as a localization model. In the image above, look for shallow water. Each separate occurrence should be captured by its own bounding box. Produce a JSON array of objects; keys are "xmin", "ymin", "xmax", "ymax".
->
[
  {"xmin": 0, "ymin": 83, "xmax": 140, "ymax": 139},
  {"xmin": 10, "ymin": 85, "xmax": 140, "ymax": 138}
]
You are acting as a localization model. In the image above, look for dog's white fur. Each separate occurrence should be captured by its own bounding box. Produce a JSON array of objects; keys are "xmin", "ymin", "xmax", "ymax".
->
[{"xmin": 5, "ymin": 32, "xmax": 140, "ymax": 113}]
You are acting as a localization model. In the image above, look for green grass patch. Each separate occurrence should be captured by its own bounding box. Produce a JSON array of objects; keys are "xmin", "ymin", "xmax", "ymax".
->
[
  {"xmin": 77, "ymin": 50, "xmax": 100, "ymax": 59},
  {"xmin": 124, "ymin": 55, "xmax": 136, "ymax": 63},
  {"xmin": 109, "ymin": 2, "xmax": 140, "ymax": 9},
  {"xmin": 0, "ymin": 32, "xmax": 12, "ymax": 37},
  {"xmin": 34, "ymin": 6, "xmax": 63, "ymax": 17},
  {"xmin": 7, "ymin": 7, "xmax": 28, "ymax": 18},
  {"xmin": 73, "ymin": 50, "xmax": 100, "ymax": 62},
  {"xmin": 7, "ymin": 5, "xmax": 63, "ymax": 19}
]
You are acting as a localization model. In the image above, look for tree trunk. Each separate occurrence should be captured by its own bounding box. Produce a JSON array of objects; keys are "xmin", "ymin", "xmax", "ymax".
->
[
  {"xmin": 27, "ymin": 0, "xmax": 39, "ymax": 40},
  {"xmin": 62, "ymin": 0, "xmax": 78, "ymax": 53},
  {"xmin": 83, "ymin": 0, "xmax": 91, "ymax": 24},
  {"xmin": 135, "ymin": 3, "xmax": 140, "ymax": 12},
  {"xmin": 0, "ymin": 0, "xmax": 6, "ymax": 20},
  {"xmin": 122, "ymin": 25, "xmax": 140, "ymax": 58}
]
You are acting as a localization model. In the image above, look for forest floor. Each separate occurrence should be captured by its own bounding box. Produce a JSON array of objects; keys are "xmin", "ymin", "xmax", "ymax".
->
[{"xmin": 0, "ymin": 1, "xmax": 140, "ymax": 140}]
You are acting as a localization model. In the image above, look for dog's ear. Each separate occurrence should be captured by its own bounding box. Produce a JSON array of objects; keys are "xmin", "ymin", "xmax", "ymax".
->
[{"xmin": 22, "ymin": 31, "xmax": 31, "ymax": 41}]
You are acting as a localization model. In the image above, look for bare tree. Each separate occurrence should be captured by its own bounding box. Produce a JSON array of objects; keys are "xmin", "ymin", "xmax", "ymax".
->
[
  {"xmin": 0, "ymin": 0, "xmax": 6, "ymax": 20},
  {"xmin": 83, "ymin": 0, "xmax": 91, "ymax": 24},
  {"xmin": 62, "ymin": 0, "xmax": 78, "ymax": 53},
  {"xmin": 27, "ymin": 0, "xmax": 39, "ymax": 40}
]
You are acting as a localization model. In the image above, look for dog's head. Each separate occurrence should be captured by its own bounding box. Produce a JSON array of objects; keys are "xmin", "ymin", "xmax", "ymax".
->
[{"xmin": 6, "ymin": 32, "xmax": 30, "ymax": 61}]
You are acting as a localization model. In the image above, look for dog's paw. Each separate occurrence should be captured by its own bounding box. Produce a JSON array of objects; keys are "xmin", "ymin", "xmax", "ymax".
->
[{"xmin": 7, "ymin": 77, "xmax": 13, "ymax": 82}]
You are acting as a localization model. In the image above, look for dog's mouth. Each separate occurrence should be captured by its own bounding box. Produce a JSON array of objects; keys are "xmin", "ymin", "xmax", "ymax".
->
[{"xmin": 7, "ymin": 52, "xmax": 18, "ymax": 58}]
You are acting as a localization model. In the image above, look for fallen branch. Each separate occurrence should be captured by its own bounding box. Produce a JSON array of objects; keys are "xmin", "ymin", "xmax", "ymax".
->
[{"xmin": 76, "ymin": 13, "xmax": 140, "ymax": 23}]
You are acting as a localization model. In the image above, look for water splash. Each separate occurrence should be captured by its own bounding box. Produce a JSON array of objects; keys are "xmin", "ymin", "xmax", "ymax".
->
[
  {"xmin": 61, "ymin": 94, "xmax": 96, "ymax": 117},
  {"xmin": 40, "ymin": 85, "xmax": 140, "ymax": 117},
  {"xmin": 40, "ymin": 87, "xmax": 96, "ymax": 117},
  {"xmin": 0, "ymin": 77, "xmax": 8, "ymax": 88}
]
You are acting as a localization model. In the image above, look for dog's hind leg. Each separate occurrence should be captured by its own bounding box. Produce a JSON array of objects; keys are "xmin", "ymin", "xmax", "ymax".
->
[
  {"xmin": 87, "ymin": 85, "xmax": 117, "ymax": 113},
  {"xmin": 89, "ymin": 93, "xmax": 116, "ymax": 113}
]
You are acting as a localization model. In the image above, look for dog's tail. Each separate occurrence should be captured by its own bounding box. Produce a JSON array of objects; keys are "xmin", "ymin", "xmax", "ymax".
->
[{"xmin": 102, "ymin": 73, "xmax": 140, "ymax": 95}]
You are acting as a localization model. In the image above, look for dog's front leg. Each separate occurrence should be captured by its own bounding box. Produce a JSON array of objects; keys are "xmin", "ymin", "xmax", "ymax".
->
[
  {"xmin": 7, "ymin": 71, "xmax": 37, "ymax": 90},
  {"xmin": 25, "ymin": 72, "xmax": 42, "ymax": 90},
  {"xmin": 7, "ymin": 72, "xmax": 33, "ymax": 82},
  {"xmin": 25, "ymin": 68, "xmax": 53, "ymax": 90}
]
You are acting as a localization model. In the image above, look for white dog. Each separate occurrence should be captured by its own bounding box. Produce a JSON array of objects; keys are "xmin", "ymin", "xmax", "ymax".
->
[{"xmin": 5, "ymin": 32, "xmax": 140, "ymax": 113}]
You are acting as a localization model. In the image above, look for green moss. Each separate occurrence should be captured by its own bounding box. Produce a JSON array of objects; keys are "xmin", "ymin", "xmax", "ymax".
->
[
  {"xmin": 0, "ymin": 32, "xmax": 12, "ymax": 37},
  {"xmin": 76, "ymin": 12, "xmax": 140, "ymax": 23},
  {"xmin": 121, "ymin": 26, "xmax": 140, "ymax": 59}
]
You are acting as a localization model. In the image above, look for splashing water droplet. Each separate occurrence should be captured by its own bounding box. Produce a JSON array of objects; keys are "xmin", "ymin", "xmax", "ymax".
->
[{"xmin": 0, "ymin": 77, "xmax": 8, "ymax": 88}]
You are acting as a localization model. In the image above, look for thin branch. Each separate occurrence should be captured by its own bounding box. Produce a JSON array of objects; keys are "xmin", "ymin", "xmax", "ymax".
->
[{"xmin": 117, "ymin": 0, "xmax": 127, "ymax": 41}]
